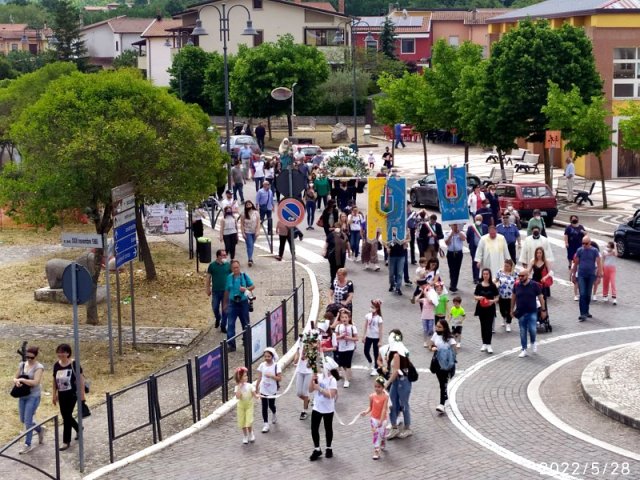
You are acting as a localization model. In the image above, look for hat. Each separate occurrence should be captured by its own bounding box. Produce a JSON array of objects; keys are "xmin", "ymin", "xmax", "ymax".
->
[
  {"xmin": 264, "ymin": 347, "xmax": 279, "ymax": 362},
  {"xmin": 317, "ymin": 321, "xmax": 330, "ymax": 333},
  {"xmin": 225, "ymin": 189, "xmax": 232, "ymax": 195}
]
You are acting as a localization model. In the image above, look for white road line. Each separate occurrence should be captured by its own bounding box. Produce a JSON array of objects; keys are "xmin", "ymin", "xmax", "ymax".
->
[
  {"xmin": 527, "ymin": 342, "xmax": 640, "ymax": 462},
  {"xmin": 447, "ymin": 326, "xmax": 640, "ymax": 480}
]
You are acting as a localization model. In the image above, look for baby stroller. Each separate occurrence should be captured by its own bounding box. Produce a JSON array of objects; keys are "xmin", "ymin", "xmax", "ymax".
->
[{"xmin": 536, "ymin": 303, "xmax": 552, "ymax": 333}]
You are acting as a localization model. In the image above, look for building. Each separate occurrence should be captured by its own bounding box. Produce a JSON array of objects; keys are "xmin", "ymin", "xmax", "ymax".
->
[
  {"xmin": 81, "ymin": 16, "xmax": 155, "ymax": 68},
  {"xmin": 488, "ymin": 0, "xmax": 640, "ymax": 179},
  {"xmin": 0, "ymin": 24, "xmax": 52, "ymax": 56},
  {"xmin": 138, "ymin": 18, "xmax": 183, "ymax": 87}
]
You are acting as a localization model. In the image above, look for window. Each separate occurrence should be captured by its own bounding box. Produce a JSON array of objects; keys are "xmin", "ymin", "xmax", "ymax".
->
[
  {"xmin": 11, "ymin": 43, "xmax": 18, "ymax": 51},
  {"xmin": 401, "ymin": 38, "xmax": 415, "ymax": 54},
  {"xmin": 448, "ymin": 36, "xmax": 459, "ymax": 47},
  {"xmin": 115, "ymin": 40, "xmax": 119, "ymax": 52},
  {"xmin": 304, "ymin": 28, "xmax": 341, "ymax": 47},
  {"xmin": 521, "ymin": 186, "xmax": 552, "ymax": 199},
  {"xmin": 253, "ymin": 30, "xmax": 263, "ymax": 47},
  {"xmin": 613, "ymin": 47, "xmax": 640, "ymax": 99},
  {"xmin": 253, "ymin": 0, "xmax": 263, "ymax": 8}
]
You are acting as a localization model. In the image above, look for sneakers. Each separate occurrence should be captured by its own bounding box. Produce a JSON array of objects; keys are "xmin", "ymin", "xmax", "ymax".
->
[
  {"xmin": 19, "ymin": 444, "xmax": 34, "ymax": 454},
  {"xmin": 480, "ymin": 344, "xmax": 487, "ymax": 352},
  {"xmin": 325, "ymin": 448, "xmax": 333, "ymax": 458},
  {"xmin": 370, "ymin": 368, "xmax": 377, "ymax": 376},
  {"xmin": 578, "ymin": 315, "xmax": 586, "ymax": 322},
  {"xmin": 343, "ymin": 380, "xmax": 350, "ymax": 388},
  {"xmin": 532, "ymin": 342, "xmax": 538, "ymax": 353},
  {"xmin": 373, "ymin": 449, "xmax": 380, "ymax": 460},
  {"xmin": 574, "ymin": 295, "xmax": 579, "ymax": 301},
  {"xmin": 271, "ymin": 413, "xmax": 277, "ymax": 424},
  {"xmin": 518, "ymin": 349, "xmax": 528, "ymax": 358},
  {"xmin": 38, "ymin": 426, "xmax": 46, "ymax": 445},
  {"xmin": 309, "ymin": 449, "xmax": 322, "ymax": 461},
  {"xmin": 398, "ymin": 428, "xmax": 413, "ymax": 439},
  {"xmin": 374, "ymin": 265, "xmax": 380, "ymax": 271},
  {"xmin": 396, "ymin": 289, "xmax": 403, "ymax": 296},
  {"xmin": 299, "ymin": 411, "xmax": 308, "ymax": 420},
  {"xmin": 592, "ymin": 295, "xmax": 598, "ymax": 301},
  {"xmin": 613, "ymin": 298, "xmax": 617, "ymax": 305},
  {"xmin": 249, "ymin": 432, "xmax": 255, "ymax": 443},
  {"xmin": 486, "ymin": 345, "xmax": 493, "ymax": 354},
  {"xmin": 404, "ymin": 280, "xmax": 413, "ymax": 286},
  {"xmin": 604, "ymin": 297, "xmax": 609, "ymax": 303},
  {"xmin": 436, "ymin": 404, "xmax": 445, "ymax": 413},
  {"xmin": 242, "ymin": 436, "xmax": 249, "ymax": 445},
  {"xmin": 386, "ymin": 427, "xmax": 400, "ymax": 440},
  {"xmin": 262, "ymin": 423, "xmax": 270, "ymax": 433},
  {"xmin": 506, "ymin": 324, "xmax": 511, "ymax": 332}
]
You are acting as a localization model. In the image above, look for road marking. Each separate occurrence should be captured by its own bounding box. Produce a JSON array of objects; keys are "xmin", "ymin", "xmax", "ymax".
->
[
  {"xmin": 447, "ymin": 326, "xmax": 640, "ymax": 480},
  {"xmin": 527, "ymin": 342, "xmax": 640, "ymax": 462}
]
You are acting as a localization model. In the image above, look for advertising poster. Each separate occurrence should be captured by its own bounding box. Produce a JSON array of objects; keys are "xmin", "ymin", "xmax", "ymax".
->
[
  {"xmin": 145, "ymin": 203, "xmax": 187, "ymax": 234},
  {"xmin": 269, "ymin": 305, "xmax": 284, "ymax": 346},
  {"xmin": 366, "ymin": 177, "xmax": 407, "ymax": 242},
  {"xmin": 197, "ymin": 346, "xmax": 222, "ymax": 399},
  {"xmin": 252, "ymin": 320, "xmax": 267, "ymax": 363},
  {"xmin": 435, "ymin": 166, "xmax": 469, "ymax": 224}
]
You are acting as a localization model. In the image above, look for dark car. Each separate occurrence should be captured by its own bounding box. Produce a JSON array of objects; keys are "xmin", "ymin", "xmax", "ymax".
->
[
  {"xmin": 614, "ymin": 209, "xmax": 640, "ymax": 258},
  {"xmin": 494, "ymin": 182, "xmax": 558, "ymax": 226},
  {"xmin": 409, "ymin": 173, "xmax": 481, "ymax": 209}
]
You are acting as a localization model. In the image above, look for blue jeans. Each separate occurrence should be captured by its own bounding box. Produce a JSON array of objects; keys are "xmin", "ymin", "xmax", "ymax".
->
[
  {"xmin": 227, "ymin": 300, "xmax": 250, "ymax": 349},
  {"xmin": 254, "ymin": 176, "xmax": 264, "ymax": 192},
  {"xmin": 578, "ymin": 273, "xmax": 596, "ymax": 316},
  {"xmin": 233, "ymin": 182, "xmax": 244, "ymax": 202},
  {"xmin": 388, "ymin": 255, "xmax": 403, "ymax": 290},
  {"xmin": 245, "ymin": 233, "xmax": 256, "ymax": 262},
  {"xmin": 349, "ymin": 230, "xmax": 361, "ymax": 257},
  {"xmin": 389, "ymin": 376, "xmax": 411, "ymax": 427},
  {"xmin": 306, "ymin": 200, "xmax": 316, "ymax": 228},
  {"xmin": 211, "ymin": 290, "xmax": 227, "ymax": 329},
  {"xmin": 518, "ymin": 312, "xmax": 537, "ymax": 350},
  {"xmin": 19, "ymin": 395, "xmax": 42, "ymax": 446}
]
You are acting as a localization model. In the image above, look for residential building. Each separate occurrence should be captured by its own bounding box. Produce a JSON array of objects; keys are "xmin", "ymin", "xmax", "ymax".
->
[
  {"xmin": 0, "ymin": 24, "xmax": 51, "ymax": 56},
  {"xmin": 81, "ymin": 16, "xmax": 155, "ymax": 68},
  {"xmin": 488, "ymin": 0, "xmax": 640, "ymax": 179},
  {"xmin": 139, "ymin": 18, "xmax": 183, "ymax": 87}
]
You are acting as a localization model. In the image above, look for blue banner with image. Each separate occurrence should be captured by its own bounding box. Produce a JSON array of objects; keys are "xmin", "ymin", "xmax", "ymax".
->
[{"xmin": 435, "ymin": 166, "xmax": 469, "ymax": 224}]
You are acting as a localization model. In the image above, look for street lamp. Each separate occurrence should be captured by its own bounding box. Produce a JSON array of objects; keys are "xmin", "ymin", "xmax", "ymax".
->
[
  {"xmin": 291, "ymin": 82, "xmax": 298, "ymax": 135},
  {"xmin": 191, "ymin": 3, "xmax": 257, "ymax": 188},
  {"xmin": 334, "ymin": 19, "xmax": 375, "ymax": 152}
]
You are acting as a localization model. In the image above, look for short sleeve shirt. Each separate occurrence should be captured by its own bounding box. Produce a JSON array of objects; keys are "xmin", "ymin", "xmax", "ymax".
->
[
  {"xmin": 208, "ymin": 261, "xmax": 231, "ymax": 292},
  {"xmin": 225, "ymin": 273, "xmax": 254, "ymax": 301},
  {"xmin": 336, "ymin": 324, "xmax": 358, "ymax": 352},
  {"xmin": 257, "ymin": 362, "xmax": 278, "ymax": 396},
  {"xmin": 496, "ymin": 270, "xmax": 517, "ymax": 299},
  {"xmin": 449, "ymin": 306, "xmax": 466, "ymax": 326},
  {"xmin": 513, "ymin": 280, "xmax": 542, "ymax": 315},
  {"xmin": 576, "ymin": 247, "xmax": 599, "ymax": 277},
  {"xmin": 313, "ymin": 374, "xmax": 337, "ymax": 414},
  {"xmin": 53, "ymin": 361, "xmax": 81, "ymax": 394},
  {"xmin": 331, "ymin": 279, "xmax": 354, "ymax": 303}
]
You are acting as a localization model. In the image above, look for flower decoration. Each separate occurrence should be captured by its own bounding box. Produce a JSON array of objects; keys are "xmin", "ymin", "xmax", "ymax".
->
[
  {"xmin": 322, "ymin": 146, "xmax": 369, "ymax": 179},
  {"xmin": 302, "ymin": 329, "xmax": 323, "ymax": 374}
]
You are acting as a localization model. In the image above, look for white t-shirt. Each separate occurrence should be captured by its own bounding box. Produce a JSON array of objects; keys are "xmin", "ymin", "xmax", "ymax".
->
[
  {"xmin": 253, "ymin": 160, "xmax": 265, "ymax": 178},
  {"xmin": 234, "ymin": 382, "xmax": 255, "ymax": 400},
  {"xmin": 295, "ymin": 340, "xmax": 312, "ymax": 374},
  {"xmin": 264, "ymin": 167, "xmax": 274, "ymax": 179},
  {"xmin": 313, "ymin": 373, "xmax": 337, "ymax": 414},
  {"xmin": 365, "ymin": 313, "xmax": 383, "ymax": 339},
  {"xmin": 336, "ymin": 324, "xmax": 358, "ymax": 352},
  {"xmin": 257, "ymin": 361, "xmax": 278, "ymax": 396},
  {"xmin": 349, "ymin": 213, "xmax": 364, "ymax": 231},
  {"xmin": 430, "ymin": 333, "xmax": 457, "ymax": 350}
]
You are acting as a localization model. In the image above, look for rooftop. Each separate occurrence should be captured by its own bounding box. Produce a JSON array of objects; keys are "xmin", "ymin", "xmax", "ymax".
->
[
  {"xmin": 141, "ymin": 18, "xmax": 183, "ymax": 38},
  {"xmin": 489, "ymin": 0, "xmax": 640, "ymax": 22}
]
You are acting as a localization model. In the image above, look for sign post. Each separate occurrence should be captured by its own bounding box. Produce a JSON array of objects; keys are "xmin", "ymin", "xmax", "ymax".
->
[
  {"xmin": 277, "ymin": 185, "xmax": 305, "ymax": 293},
  {"xmin": 545, "ymin": 130, "xmax": 562, "ymax": 169}
]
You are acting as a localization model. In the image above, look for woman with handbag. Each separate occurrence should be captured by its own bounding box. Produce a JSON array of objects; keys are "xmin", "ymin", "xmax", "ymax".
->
[
  {"xmin": 528, "ymin": 247, "xmax": 553, "ymax": 299},
  {"xmin": 52, "ymin": 343, "xmax": 86, "ymax": 451},
  {"xmin": 13, "ymin": 346, "xmax": 45, "ymax": 454},
  {"xmin": 474, "ymin": 268, "xmax": 499, "ymax": 354}
]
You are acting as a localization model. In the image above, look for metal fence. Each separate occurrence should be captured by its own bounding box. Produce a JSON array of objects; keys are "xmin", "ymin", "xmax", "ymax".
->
[{"xmin": 106, "ymin": 279, "xmax": 306, "ymax": 462}]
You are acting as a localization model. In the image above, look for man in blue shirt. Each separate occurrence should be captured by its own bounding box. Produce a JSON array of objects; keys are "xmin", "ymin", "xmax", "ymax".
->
[
  {"xmin": 239, "ymin": 144, "xmax": 253, "ymax": 179},
  {"xmin": 466, "ymin": 215, "xmax": 488, "ymax": 283},
  {"xmin": 256, "ymin": 180, "xmax": 274, "ymax": 235},
  {"xmin": 496, "ymin": 213, "xmax": 521, "ymax": 263},
  {"xmin": 571, "ymin": 236, "xmax": 602, "ymax": 322},
  {"xmin": 511, "ymin": 270, "xmax": 546, "ymax": 357},
  {"xmin": 223, "ymin": 260, "xmax": 255, "ymax": 351},
  {"xmin": 445, "ymin": 223, "xmax": 466, "ymax": 292},
  {"xmin": 394, "ymin": 123, "xmax": 406, "ymax": 149}
]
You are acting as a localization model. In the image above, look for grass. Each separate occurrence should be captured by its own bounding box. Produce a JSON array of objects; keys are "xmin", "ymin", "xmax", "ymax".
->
[{"xmin": 0, "ymin": 340, "xmax": 179, "ymax": 443}]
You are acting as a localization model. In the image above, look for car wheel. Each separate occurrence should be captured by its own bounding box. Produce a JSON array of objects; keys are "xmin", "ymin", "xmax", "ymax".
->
[
  {"xmin": 544, "ymin": 216, "xmax": 554, "ymax": 227},
  {"xmin": 410, "ymin": 191, "xmax": 420, "ymax": 207},
  {"xmin": 615, "ymin": 237, "xmax": 628, "ymax": 258}
]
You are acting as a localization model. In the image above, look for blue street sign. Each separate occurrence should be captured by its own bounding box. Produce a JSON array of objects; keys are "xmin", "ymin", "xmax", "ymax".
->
[
  {"xmin": 114, "ymin": 220, "xmax": 136, "ymax": 242},
  {"xmin": 62, "ymin": 263, "xmax": 94, "ymax": 305},
  {"xmin": 116, "ymin": 245, "xmax": 137, "ymax": 268},
  {"xmin": 115, "ymin": 232, "xmax": 137, "ymax": 255},
  {"xmin": 277, "ymin": 197, "xmax": 305, "ymax": 227}
]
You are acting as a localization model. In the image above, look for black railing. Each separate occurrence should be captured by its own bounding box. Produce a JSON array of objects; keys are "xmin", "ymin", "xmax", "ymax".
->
[{"xmin": 152, "ymin": 361, "xmax": 196, "ymax": 440}]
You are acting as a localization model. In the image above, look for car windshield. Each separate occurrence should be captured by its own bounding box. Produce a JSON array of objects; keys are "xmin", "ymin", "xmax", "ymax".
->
[
  {"xmin": 234, "ymin": 136, "xmax": 256, "ymax": 146},
  {"xmin": 521, "ymin": 186, "xmax": 552, "ymax": 198},
  {"xmin": 301, "ymin": 147, "xmax": 318, "ymax": 155}
]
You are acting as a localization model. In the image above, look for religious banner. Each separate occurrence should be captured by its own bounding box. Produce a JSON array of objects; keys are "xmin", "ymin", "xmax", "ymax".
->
[
  {"xmin": 435, "ymin": 165, "xmax": 469, "ymax": 224},
  {"xmin": 367, "ymin": 177, "xmax": 407, "ymax": 241}
]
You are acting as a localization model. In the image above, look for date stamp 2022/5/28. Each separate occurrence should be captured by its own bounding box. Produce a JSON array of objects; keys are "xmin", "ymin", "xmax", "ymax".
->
[{"xmin": 540, "ymin": 462, "xmax": 631, "ymax": 476}]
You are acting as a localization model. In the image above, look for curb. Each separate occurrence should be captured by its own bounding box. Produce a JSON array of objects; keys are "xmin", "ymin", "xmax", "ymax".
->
[
  {"xmin": 84, "ymin": 261, "xmax": 320, "ymax": 480},
  {"xmin": 580, "ymin": 346, "xmax": 640, "ymax": 431}
]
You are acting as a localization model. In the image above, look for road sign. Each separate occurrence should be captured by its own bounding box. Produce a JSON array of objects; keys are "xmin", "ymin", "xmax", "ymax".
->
[
  {"xmin": 114, "ymin": 221, "xmax": 137, "ymax": 242},
  {"xmin": 62, "ymin": 233, "xmax": 104, "ymax": 249},
  {"xmin": 275, "ymin": 170, "xmax": 306, "ymax": 198},
  {"xmin": 62, "ymin": 263, "xmax": 94, "ymax": 305},
  {"xmin": 114, "ymin": 232, "xmax": 136, "ymax": 254},
  {"xmin": 113, "ymin": 209, "xmax": 136, "ymax": 229},
  {"xmin": 277, "ymin": 197, "xmax": 305, "ymax": 227},
  {"xmin": 116, "ymin": 245, "xmax": 137, "ymax": 268},
  {"xmin": 113, "ymin": 194, "xmax": 136, "ymax": 215},
  {"xmin": 545, "ymin": 130, "xmax": 561, "ymax": 149},
  {"xmin": 111, "ymin": 182, "xmax": 135, "ymax": 203}
]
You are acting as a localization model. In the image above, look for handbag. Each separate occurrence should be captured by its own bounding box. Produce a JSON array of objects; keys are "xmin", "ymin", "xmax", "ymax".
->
[
  {"xmin": 316, "ymin": 216, "xmax": 324, "ymax": 228},
  {"xmin": 541, "ymin": 266, "xmax": 553, "ymax": 288},
  {"xmin": 429, "ymin": 353, "xmax": 440, "ymax": 374},
  {"xmin": 10, "ymin": 375, "xmax": 31, "ymax": 398},
  {"xmin": 81, "ymin": 401, "xmax": 91, "ymax": 418}
]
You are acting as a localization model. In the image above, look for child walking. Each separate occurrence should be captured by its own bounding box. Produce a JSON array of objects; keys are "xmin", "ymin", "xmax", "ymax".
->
[
  {"xmin": 332, "ymin": 308, "xmax": 358, "ymax": 388},
  {"xmin": 448, "ymin": 296, "xmax": 466, "ymax": 347},
  {"xmin": 256, "ymin": 348, "xmax": 282, "ymax": 433},
  {"xmin": 234, "ymin": 367, "xmax": 258, "ymax": 444},
  {"xmin": 360, "ymin": 376, "xmax": 389, "ymax": 460},
  {"xmin": 434, "ymin": 283, "xmax": 448, "ymax": 324},
  {"xmin": 362, "ymin": 299, "xmax": 384, "ymax": 376},
  {"xmin": 319, "ymin": 312, "xmax": 337, "ymax": 358},
  {"xmin": 410, "ymin": 257, "xmax": 428, "ymax": 304},
  {"xmin": 417, "ymin": 283, "xmax": 439, "ymax": 348},
  {"xmin": 602, "ymin": 241, "xmax": 618, "ymax": 304}
]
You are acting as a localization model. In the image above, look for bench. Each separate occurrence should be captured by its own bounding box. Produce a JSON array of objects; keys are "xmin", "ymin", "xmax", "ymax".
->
[
  {"xmin": 482, "ymin": 167, "xmax": 514, "ymax": 185},
  {"xmin": 485, "ymin": 147, "xmax": 499, "ymax": 163},
  {"xmin": 514, "ymin": 153, "xmax": 540, "ymax": 173},
  {"xmin": 505, "ymin": 148, "xmax": 528, "ymax": 165},
  {"xmin": 575, "ymin": 181, "xmax": 596, "ymax": 206},
  {"xmin": 555, "ymin": 176, "xmax": 568, "ymax": 199}
]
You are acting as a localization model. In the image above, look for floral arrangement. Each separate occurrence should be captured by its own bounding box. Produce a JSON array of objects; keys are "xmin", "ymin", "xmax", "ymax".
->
[
  {"xmin": 322, "ymin": 146, "xmax": 369, "ymax": 179},
  {"xmin": 302, "ymin": 329, "xmax": 322, "ymax": 374}
]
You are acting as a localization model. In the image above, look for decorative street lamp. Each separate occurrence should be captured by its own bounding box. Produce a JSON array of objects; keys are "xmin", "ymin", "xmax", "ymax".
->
[{"xmin": 334, "ymin": 19, "xmax": 375, "ymax": 152}]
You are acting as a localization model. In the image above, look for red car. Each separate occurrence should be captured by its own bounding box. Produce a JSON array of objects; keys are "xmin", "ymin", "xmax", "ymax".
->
[{"xmin": 494, "ymin": 182, "xmax": 558, "ymax": 226}]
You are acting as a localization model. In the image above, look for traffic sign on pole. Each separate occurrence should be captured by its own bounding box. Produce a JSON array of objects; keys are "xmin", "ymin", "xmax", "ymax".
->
[
  {"xmin": 277, "ymin": 197, "xmax": 305, "ymax": 227},
  {"xmin": 61, "ymin": 233, "xmax": 103, "ymax": 249}
]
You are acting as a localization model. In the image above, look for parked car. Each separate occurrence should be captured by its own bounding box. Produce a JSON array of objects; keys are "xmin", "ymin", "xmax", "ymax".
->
[
  {"xmin": 409, "ymin": 173, "xmax": 482, "ymax": 209},
  {"xmin": 614, "ymin": 209, "xmax": 640, "ymax": 258},
  {"xmin": 292, "ymin": 144, "xmax": 321, "ymax": 162},
  {"xmin": 220, "ymin": 135, "xmax": 261, "ymax": 160},
  {"xmin": 494, "ymin": 182, "xmax": 558, "ymax": 226}
]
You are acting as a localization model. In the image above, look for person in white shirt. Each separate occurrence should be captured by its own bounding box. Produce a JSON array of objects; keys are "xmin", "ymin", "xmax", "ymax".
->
[
  {"xmin": 252, "ymin": 156, "xmax": 266, "ymax": 192},
  {"xmin": 308, "ymin": 367, "xmax": 338, "ymax": 461},
  {"xmin": 475, "ymin": 225, "xmax": 510, "ymax": 280},
  {"xmin": 332, "ymin": 309, "xmax": 358, "ymax": 388},
  {"xmin": 519, "ymin": 225, "xmax": 554, "ymax": 268},
  {"xmin": 293, "ymin": 335, "xmax": 313, "ymax": 420},
  {"xmin": 220, "ymin": 190, "xmax": 238, "ymax": 214},
  {"xmin": 347, "ymin": 206, "xmax": 364, "ymax": 259},
  {"xmin": 256, "ymin": 347, "xmax": 281, "ymax": 433},
  {"xmin": 564, "ymin": 156, "xmax": 575, "ymax": 202},
  {"xmin": 362, "ymin": 299, "xmax": 384, "ymax": 376}
]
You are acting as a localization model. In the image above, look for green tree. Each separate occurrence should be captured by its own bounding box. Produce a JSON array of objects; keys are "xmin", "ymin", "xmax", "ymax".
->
[
  {"xmin": 0, "ymin": 4, "xmax": 48, "ymax": 25},
  {"xmin": 1, "ymin": 68, "xmax": 225, "ymax": 323},
  {"xmin": 49, "ymin": 0, "xmax": 88, "ymax": 69},
  {"xmin": 230, "ymin": 34, "xmax": 329, "ymax": 136},
  {"xmin": 168, "ymin": 45, "xmax": 215, "ymax": 110},
  {"xmin": 317, "ymin": 68, "xmax": 370, "ymax": 123},
  {"xmin": 112, "ymin": 49, "xmax": 138, "ymax": 69},
  {"xmin": 0, "ymin": 56, "xmax": 17, "ymax": 80},
  {"xmin": 542, "ymin": 83, "xmax": 613, "ymax": 208},
  {"xmin": 202, "ymin": 51, "xmax": 236, "ymax": 115},
  {"xmin": 378, "ymin": 17, "xmax": 396, "ymax": 59},
  {"xmin": 619, "ymin": 102, "xmax": 640, "ymax": 152}
]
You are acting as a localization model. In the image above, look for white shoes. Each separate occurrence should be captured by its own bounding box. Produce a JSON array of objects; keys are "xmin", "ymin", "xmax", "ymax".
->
[
  {"xmin": 370, "ymin": 368, "xmax": 378, "ymax": 376},
  {"xmin": 262, "ymin": 423, "xmax": 270, "ymax": 433},
  {"xmin": 343, "ymin": 380, "xmax": 350, "ymax": 388},
  {"xmin": 435, "ymin": 404, "xmax": 445, "ymax": 413},
  {"xmin": 574, "ymin": 295, "xmax": 579, "ymax": 301},
  {"xmin": 374, "ymin": 265, "xmax": 380, "ymax": 271},
  {"xmin": 613, "ymin": 298, "xmax": 617, "ymax": 305},
  {"xmin": 506, "ymin": 324, "xmax": 511, "ymax": 332},
  {"xmin": 386, "ymin": 427, "xmax": 400, "ymax": 440},
  {"xmin": 398, "ymin": 428, "xmax": 413, "ymax": 438},
  {"xmin": 486, "ymin": 345, "xmax": 493, "ymax": 354},
  {"xmin": 532, "ymin": 342, "xmax": 538, "ymax": 353},
  {"xmin": 604, "ymin": 297, "xmax": 609, "ymax": 303},
  {"xmin": 480, "ymin": 344, "xmax": 487, "ymax": 352},
  {"xmin": 249, "ymin": 432, "xmax": 256, "ymax": 443},
  {"xmin": 592, "ymin": 295, "xmax": 598, "ymax": 301},
  {"xmin": 19, "ymin": 444, "xmax": 34, "ymax": 454},
  {"xmin": 242, "ymin": 436, "xmax": 249, "ymax": 444},
  {"xmin": 518, "ymin": 349, "xmax": 528, "ymax": 358}
]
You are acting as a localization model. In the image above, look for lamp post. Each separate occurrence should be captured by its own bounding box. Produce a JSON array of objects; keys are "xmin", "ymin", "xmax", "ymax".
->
[
  {"xmin": 191, "ymin": 3, "xmax": 257, "ymax": 189},
  {"xmin": 334, "ymin": 20, "xmax": 375, "ymax": 152},
  {"xmin": 291, "ymin": 82, "xmax": 298, "ymax": 136}
]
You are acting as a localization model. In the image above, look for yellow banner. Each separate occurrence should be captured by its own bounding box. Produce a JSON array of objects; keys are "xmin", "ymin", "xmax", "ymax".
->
[{"xmin": 367, "ymin": 177, "xmax": 388, "ymax": 241}]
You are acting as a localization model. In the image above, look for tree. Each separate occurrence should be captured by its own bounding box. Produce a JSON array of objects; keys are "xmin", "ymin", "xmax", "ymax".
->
[
  {"xmin": 619, "ymin": 103, "xmax": 640, "ymax": 152},
  {"xmin": 168, "ymin": 46, "xmax": 215, "ymax": 110},
  {"xmin": 113, "ymin": 49, "xmax": 138, "ymax": 69},
  {"xmin": 6, "ymin": 50, "xmax": 56, "ymax": 74},
  {"xmin": 378, "ymin": 17, "xmax": 396, "ymax": 60},
  {"xmin": 1, "ymin": 68, "xmax": 226, "ymax": 323},
  {"xmin": 49, "ymin": 0, "xmax": 88, "ymax": 69},
  {"xmin": 229, "ymin": 34, "xmax": 329, "ymax": 136},
  {"xmin": 202, "ymin": 51, "xmax": 236, "ymax": 115},
  {"xmin": 317, "ymin": 68, "xmax": 370, "ymax": 122},
  {"xmin": 0, "ymin": 56, "xmax": 17, "ymax": 80}
]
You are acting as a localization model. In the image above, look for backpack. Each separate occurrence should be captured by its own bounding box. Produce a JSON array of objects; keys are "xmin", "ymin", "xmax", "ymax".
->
[
  {"xmin": 406, "ymin": 359, "xmax": 419, "ymax": 382},
  {"xmin": 436, "ymin": 344, "xmax": 456, "ymax": 371}
]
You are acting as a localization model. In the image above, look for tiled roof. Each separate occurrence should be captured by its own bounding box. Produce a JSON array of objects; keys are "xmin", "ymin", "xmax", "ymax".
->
[
  {"xmin": 179, "ymin": 0, "xmax": 349, "ymax": 18},
  {"xmin": 302, "ymin": 2, "xmax": 335, "ymax": 12},
  {"xmin": 108, "ymin": 17, "xmax": 155, "ymax": 33},
  {"xmin": 354, "ymin": 14, "xmax": 430, "ymax": 33},
  {"xmin": 430, "ymin": 8, "xmax": 510, "ymax": 23},
  {"xmin": 489, "ymin": 0, "xmax": 640, "ymax": 22},
  {"xmin": 141, "ymin": 18, "xmax": 183, "ymax": 38},
  {"xmin": 0, "ymin": 23, "xmax": 53, "ymax": 40}
]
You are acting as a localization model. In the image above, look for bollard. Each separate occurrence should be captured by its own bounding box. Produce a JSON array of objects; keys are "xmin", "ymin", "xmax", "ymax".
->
[{"xmin": 604, "ymin": 365, "xmax": 611, "ymax": 379}]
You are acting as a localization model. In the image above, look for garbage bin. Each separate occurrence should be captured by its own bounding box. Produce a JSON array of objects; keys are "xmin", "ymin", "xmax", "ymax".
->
[{"xmin": 197, "ymin": 237, "xmax": 212, "ymax": 263}]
